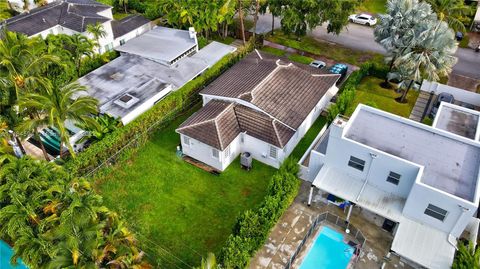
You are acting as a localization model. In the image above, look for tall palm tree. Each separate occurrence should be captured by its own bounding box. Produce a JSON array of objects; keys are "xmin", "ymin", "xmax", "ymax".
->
[
  {"xmin": 394, "ymin": 20, "xmax": 457, "ymax": 102},
  {"xmin": 18, "ymin": 82, "xmax": 99, "ymax": 159},
  {"xmin": 67, "ymin": 34, "xmax": 94, "ymax": 76},
  {"xmin": 16, "ymin": 111, "xmax": 50, "ymax": 161},
  {"xmin": 425, "ymin": 0, "xmax": 473, "ymax": 33},
  {"xmin": 238, "ymin": 0, "xmax": 246, "ymax": 44},
  {"xmin": 86, "ymin": 22, "xmax": 107, "ymax": 53}
]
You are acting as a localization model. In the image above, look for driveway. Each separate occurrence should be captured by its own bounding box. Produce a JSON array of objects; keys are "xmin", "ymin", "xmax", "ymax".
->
[{"xmin": 254, "ymin": 13, "xmax": 480, "ymax": 82}]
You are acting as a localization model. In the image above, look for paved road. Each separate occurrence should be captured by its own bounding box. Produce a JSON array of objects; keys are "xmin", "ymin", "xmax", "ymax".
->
[{"xmin": 254, "ymin": 13, "xmax": 480, "ymax": 80}]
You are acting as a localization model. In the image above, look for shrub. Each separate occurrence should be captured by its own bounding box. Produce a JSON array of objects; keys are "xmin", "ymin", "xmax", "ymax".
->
[
  {"xmin": 66, "ymin": 41, "xmax": 254, "ymax": 176},
  {"xmin": 79, "ymin": 50, "xmax": 119, "ymax": 77},
  {"xmin": 219, "ymin": 158, "xmax": 301, "ymax": 268},
  {"xmin": 327, "ymin": 61, "xmax": 388, "ymax": 122}
]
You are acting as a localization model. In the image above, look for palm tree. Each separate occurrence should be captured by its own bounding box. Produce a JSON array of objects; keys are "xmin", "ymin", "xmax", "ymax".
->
[
  {"xmin": 76, "ymin": 114, "xmax": 121, "ymax": 144},
  {"xmin": 374, "ymin": 0, "xmax": 437, "ymax": 88},
  {"xmin": 86, "ymin": 23, "xmax": 107, "ymax": 53},
  {"xmin": 119, "ymin": 0, "xmax": 128, "ymax": 13},
  {"xmin": 394, "ymin": 21, "xmax": 457, "ymax": 102},
  {"xmin": 18, "ymin": 82, "xmax": 99, "ymax": 159},
  {"xmin": 16, "ymin": 111, "xmax": 51, "ymax": 161},
  {"xmin": 452, "ymin": 240, "xmax": 480, "ymax": 269},
  {"xmin": 425, "ymin": 0, "xmax": 473, "ymax": 33},
  {"xmin": 67, "ymin": 34, "xmax": 94, "ymax": 77},
  {"xmin": 238, "ymin": 0, "xmax": 246, "ymax": 44}
]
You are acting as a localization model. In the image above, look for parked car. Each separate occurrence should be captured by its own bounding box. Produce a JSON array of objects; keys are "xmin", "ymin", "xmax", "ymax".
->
[
  {"xmin": 309, "ymin": 60, "xmax": 326, "ymax": 69},
  {"xmin": 430, "ymin": 92, "xmax": 454, "ymax": 117},
  {"xmin": 329, "ymin": 63, "xmax": 348, "ymax": 79},
  {"xmin": 348, "ymin": 14, "xmax": 377, "ymax": 26}
]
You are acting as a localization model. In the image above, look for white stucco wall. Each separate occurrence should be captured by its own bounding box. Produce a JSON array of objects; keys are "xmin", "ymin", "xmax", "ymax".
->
[
  {"xmin": 180, "ymin": 134, "xmax": 241, "ymax": 171},
  {"xmin": 113, "ymin": 22, "xmax": 152, "ymax": 48},
  {"xmin": 403, "ymin": 183, "xmax": 477, "ymax": 237},
  {"xmin": 121, "ymin": 86, "xmax": 173, "ymax": 125}
]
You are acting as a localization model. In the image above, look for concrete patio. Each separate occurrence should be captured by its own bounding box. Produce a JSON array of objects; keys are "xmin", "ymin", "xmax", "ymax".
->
[{"xmin": 249, "ymin": 181, "xmax": 412, "ymax": 269}]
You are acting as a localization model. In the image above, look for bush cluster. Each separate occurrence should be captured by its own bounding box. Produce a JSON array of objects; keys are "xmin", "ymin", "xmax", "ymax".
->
[
  {"xmin": 327, "ymin": 61, "xmax": 388, "ymax": 122},
  {"xmin": 66, "ymin": 41, "xmax": 254, "ymax": 176},
  {"xmin": 219, "ymin": 158, "xmax": 301, "ymax": 268}
]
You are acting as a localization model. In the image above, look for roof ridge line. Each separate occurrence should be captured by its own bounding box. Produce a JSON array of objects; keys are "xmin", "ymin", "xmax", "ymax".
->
[
  {"xmin": 272, "ymin": 120, "xmax": 283, "ymax": 148},
  {"xmin": 246, "ymin": 64, "xmax": 283, "ymax": 102},
  {"xmin": 4, "ymin": 2, "xmax": 63, "ymax": 24}
]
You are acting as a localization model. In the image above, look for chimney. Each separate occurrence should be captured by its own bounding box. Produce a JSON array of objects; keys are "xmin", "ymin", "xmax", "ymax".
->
[{"xmin": 188, "ymin": 27, "xmax": 198, "ymax": 52}]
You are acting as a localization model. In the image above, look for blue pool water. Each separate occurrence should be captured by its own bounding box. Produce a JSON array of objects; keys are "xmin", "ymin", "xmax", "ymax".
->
[
  {"xmin": 299, "ymin": 226, "xmax": 354, "ymax": 269},
  {"xmin": 0, "ymin": 240, "xmax": 28, "ymax": 269}
]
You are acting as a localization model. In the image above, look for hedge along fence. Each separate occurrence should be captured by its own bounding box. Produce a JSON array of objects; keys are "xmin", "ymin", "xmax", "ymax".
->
[
  {"xmin": 327, "ymin": 61, "xmax": 389, "ymax": 122},
  {"xmin": 66, "ymin": 40, "xmax": 255, "ymax": 176},
  {"xmin": 219, "ymin": 158, "xmax": 301, "ymax": 268}
]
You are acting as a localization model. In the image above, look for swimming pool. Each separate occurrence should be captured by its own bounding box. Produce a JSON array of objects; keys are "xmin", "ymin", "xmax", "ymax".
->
[
  {"xmin": 299, "ymin": 226, "xmax": 354, "ymax": 269},
  {"xmin": 0, "ymin": 240, "xmax": 28, "ymax": 269}
]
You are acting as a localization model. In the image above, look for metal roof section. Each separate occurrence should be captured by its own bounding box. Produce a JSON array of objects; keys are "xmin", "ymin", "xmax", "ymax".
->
[
  {"xmin": 344, "ymin": 105, "xmax": 480, "ymax": 203},
  {"xmin": 391, "ymin": 217, "xmax": 456, "ymax": 269},
  {"xmin": 433, "ymin": 102, "xmax": 480, "ymax": 141},
  {"xmin": 115, "ymin": 26, "xmax": 197, "ymax": 64}
]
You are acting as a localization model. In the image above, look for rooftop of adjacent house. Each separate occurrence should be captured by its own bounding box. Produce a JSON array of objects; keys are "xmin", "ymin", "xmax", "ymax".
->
[
  {"xmin": 115, "ymin": 26, "xmax": 197, "ymax": 63},
  {"xmin": 77, "ymin": 40, "xmax": 235, "ymax": 120},
  {"xmin": 200, "ymin": 52, "xmax": 340, "ymax": 129},
  {"xmin": 344, "ymin": 105, "xmax": 480, "ymax": 202},
  {"xmin": 176, "ymin": 100, "xmax": 295, "ymax": 150},
  {"xmin": 434, "ymin": 103, "xmax": 480, "ymax": 141},
  {"xmin": 3, "ymin": 0, "xmax": 110, "ymax": 35},
  {"xmin": 111, "ymin": 14, "xmax": 150, "ymax": 39}
]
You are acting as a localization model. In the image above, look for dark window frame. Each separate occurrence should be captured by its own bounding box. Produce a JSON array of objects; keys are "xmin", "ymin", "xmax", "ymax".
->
[
  {"xmin": 386, "ymin": 171, "xmax": 401, "ymax": 185},
  {"xmin": 348, "ymin": 156, "xmax": 365, "ymax": 171},
  {"xmin": 424, "ymin": 204, "xmax": 448, "ymax": 221}
]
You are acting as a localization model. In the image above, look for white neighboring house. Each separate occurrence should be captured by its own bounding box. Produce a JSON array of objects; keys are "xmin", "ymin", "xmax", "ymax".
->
[
  {"xmin": 300, "ymin": 104, "xmax": 480, "ymax": 269},
  {"xmin": 176, "ymin": 52, "xmax": 341, "ymax": 171},
  {"xmin": 2, "ymin": 0, "xmax": 152, "ymax": 53},
  {"xmin": 77, "ymin": 26, "xmax": 236, "ymax": 125}
]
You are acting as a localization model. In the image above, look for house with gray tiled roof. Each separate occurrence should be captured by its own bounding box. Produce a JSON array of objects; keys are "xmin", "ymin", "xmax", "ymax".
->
[
  {"xmin": 176, "ymin": 51, "xmax": 341, "ymax": 171},
  {"xmin": 2, "ymin": 0, "xmax": 152, "ymax": 53}
]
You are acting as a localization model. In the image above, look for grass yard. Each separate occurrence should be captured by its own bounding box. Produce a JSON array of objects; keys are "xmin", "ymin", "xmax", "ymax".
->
[
  {"xmin": 267, "ymin": 32, "xmax": 384, "ymax": 66},
  {"xmin": 356, "ymin": 0, "xmax": 387, "ymax": 15},
  {"xmin": 94, "ymin": 108, "xmax": 275, "ymax": 269},
  {"xmin": 345, "ymin": 76, "xmax": 419, "ymax": 118},
  {"xmin": 290, "ymin": 116, "xmax": 328, "ymax": 160},
  {"xmin": 260, "ymin": 47, "xmax": 314, "ymax": 65}
]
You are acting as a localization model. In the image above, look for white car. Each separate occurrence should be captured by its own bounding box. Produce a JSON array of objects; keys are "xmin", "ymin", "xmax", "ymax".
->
[
  {"xmin": 309, "ymin": 60, "xmax": 326, "ymax": 69},
  {"xmin": 349, "ymin": 14, "xmax": 377, "ymax": 26}
]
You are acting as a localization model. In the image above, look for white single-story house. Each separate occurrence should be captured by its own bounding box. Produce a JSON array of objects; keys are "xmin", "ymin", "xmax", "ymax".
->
[
  {"xmin": 77, "ymin": 26, "xmax": 236, "ymax": 125},
  {"xmin": 300, "ymin": 104, "xmax": 480, "ymax": 268},
  {"xmin": 176, "ymin": 51, "xmax": 341, "ymax": 171},
  {"xmin": 2, "ymin": 0, "xmax": 152, "ymax": 53}
]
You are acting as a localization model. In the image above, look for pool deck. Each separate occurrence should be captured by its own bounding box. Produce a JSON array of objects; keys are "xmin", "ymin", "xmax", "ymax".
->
[{"xmin": 249, "ymin": 181, "xmax": 412, "ymax": 269}]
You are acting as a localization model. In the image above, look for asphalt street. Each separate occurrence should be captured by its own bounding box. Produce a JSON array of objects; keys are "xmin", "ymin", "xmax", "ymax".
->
[{"xmin": 254, "ymin": 13, "xmax": 480, "ymax": 80}]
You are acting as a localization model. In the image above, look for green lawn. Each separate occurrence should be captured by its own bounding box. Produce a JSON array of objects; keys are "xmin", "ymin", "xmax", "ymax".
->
[
  {"xmin": 260, "ymin": 47, "xmax": 314, "ymax": 65},
  {"xmin": 94, "ymin": 108, "xmax": 275, "ymax": 268},
  {"xmin": 356, "ymin": 0, "xmax": 387, "ymax": 15},
  {"xmin": 267, "ymin": 32, "xmax": 385, "ymax": 66},
  {"xmin": 345, "ymin": 76, "xmax": 419, "ymax": 118},
  {"xmin": 290, "ymin": 116, "xmax": 328, "ymax": 160}
]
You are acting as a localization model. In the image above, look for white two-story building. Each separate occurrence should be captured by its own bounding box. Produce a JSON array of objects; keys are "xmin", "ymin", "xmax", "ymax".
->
[
  {"xmin": 300, "ymin": 104, "xmax": 480, "ymax": 268},
  {"xmin": 3, "ymin": 0, "xmax": 152, "ymax": 53}
]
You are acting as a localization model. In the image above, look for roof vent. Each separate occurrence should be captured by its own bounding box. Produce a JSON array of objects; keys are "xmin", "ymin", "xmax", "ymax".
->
[
  {"xmin": 188, "ymin": 27, "xmax": 196, "ymax": 39},
  {"xmin": 114, "ymin": 94, "xmax": 139, "ymax": 109},
  {"xmin": 42, "ymin": 18, "xmax": 46, "ymax": 23}
]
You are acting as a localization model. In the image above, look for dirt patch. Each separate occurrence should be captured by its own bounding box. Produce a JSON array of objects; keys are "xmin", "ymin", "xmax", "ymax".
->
[{"xmin": 241, "ymin": 187, "xmax": 252, "ymax": 197}]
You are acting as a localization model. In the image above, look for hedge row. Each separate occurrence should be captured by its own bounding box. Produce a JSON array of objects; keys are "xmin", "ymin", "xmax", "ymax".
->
[
  {"xmin": 219, "ymin": 158, "xmax": 301, "ymax": 268},
  {"xmin": 66, "ymin": 41, "xmax": 254, "ymax": 176},
  {"xmin": 327, "ymin": 61, "xmax": 389, "ymax": 122}
]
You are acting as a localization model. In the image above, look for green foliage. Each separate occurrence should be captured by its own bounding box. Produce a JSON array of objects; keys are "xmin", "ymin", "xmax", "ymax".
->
[
  {"xmin": 66, "ymin": 40, "xmax": 255, "ymax": 176},
  {"xmin": 219, "ymin": 158, "xmax": 300, "ymax": 268},
  {"xmin": 452, "ymin": 241, "xmax": 480, "ymax": 269},
  {"xmin": 0, "ymin": 157, "xmax": 151, "ymax": 268},
  {"xmin": 279, "ymin": 0, "xmax": 357, "ymax": 37},
  {"xmin": 260, "ymin": 46, "xmax": 286, "ymax": 56},
  {"xmin": 327, "ymin": 61, "xmax": 388, "ymax": 122},
  {"xmin": 76, "ymin": 114, "xmax": 122, "ymax": 143},
  {"xmin": 79, "ymin": 50, "xmax": 119, "ymax": 77},
  {"xmin": 425, "ymin": 0, "xmax": 474, "ymax": 33}
]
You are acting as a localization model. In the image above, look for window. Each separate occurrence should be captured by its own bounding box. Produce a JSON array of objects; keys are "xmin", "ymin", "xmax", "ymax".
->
[
  {"xmin": 348, "ymin": 156, "xmax": 365, "ymax": 171},
  {"xmin": 212, "ymin": 148, "xmax": 219, "ymax": 159},
  {"xmin": 224, "ymin": 146, "xmax": 230, "ymax": 158},
  {"xmin": 269, "ymin": 146, "xmax": 278, "ymax": 159},
  {"xmin": 119, "ymin": 39, "xmax": 125, "ymax": 45},
  {"xmin": 183, "ymin": 136, "xmax": 190, "ymax": 146},
  {"xmin": 424, "ymin": 204, "xmax": 448, "ymax": 221},
  {"xmin": 386, "ymin": 172, "xmax": 401, "ymax": 185}
]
